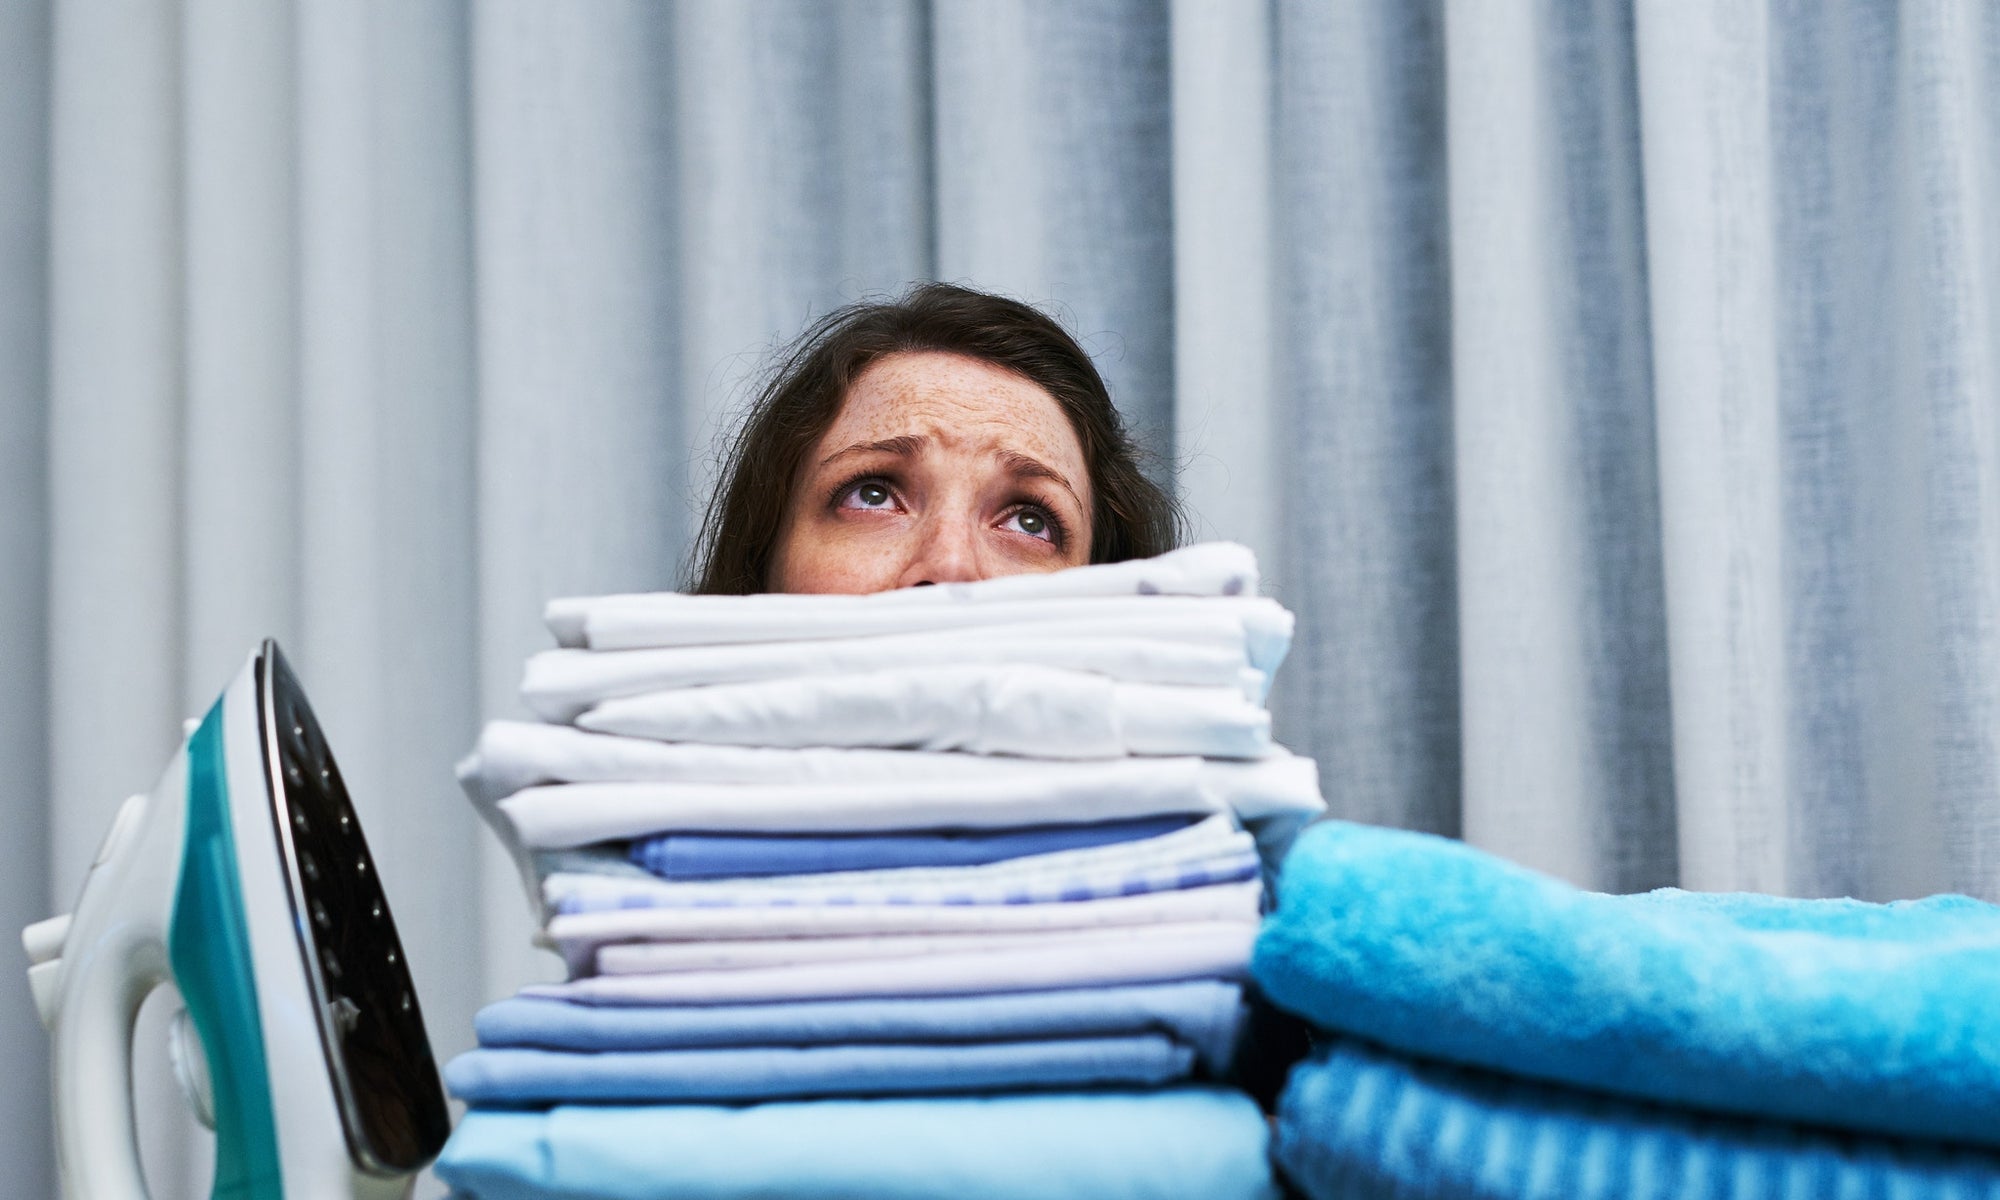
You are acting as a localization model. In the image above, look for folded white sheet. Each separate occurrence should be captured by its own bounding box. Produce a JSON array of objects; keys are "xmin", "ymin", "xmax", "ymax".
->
[
  {"xmin": 522, "ymin": 616, "xmax": 1270, "ymax": 723},
  {"xmin": 496, "ymin": 766, "xmax": 1231, "ymax": 847},
  {"xmin": 571, "ymin": 598, "xmax": 1295, "ymax": 679},
  {"xmin": 528, "ymin": 919, "xmax": 1257, "ymax": 1005},
  {"xmin": 591, "ymin": 921, "xmax": 1245, "ymax": 978},
  {"xmin": 586, "ymin": 928, "xmax": 1123, "ymax": 976},
  {"xmin": 545, "ymin": 542, "xmax": 1263, "ymax": 648},
  {"xmin": 540, "ymin": 880, "xmax": 1264, "ymax": 974},
  {"xmin": 458, "ymin": 721, "xmax": 1324, "ymax": 823},
  {"xmin": 564, "ymin": 597, "xmax": 1294, "ymax": 680},
  {"xmin": 575, "ymin": 665, "xmax": 1273, "ymax": 760}
]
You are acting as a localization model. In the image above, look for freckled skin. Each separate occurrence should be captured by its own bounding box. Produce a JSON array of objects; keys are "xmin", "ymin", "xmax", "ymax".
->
[{"xmin": 769, "ymin": 351, "xmax": 1095, "ymax": 594}]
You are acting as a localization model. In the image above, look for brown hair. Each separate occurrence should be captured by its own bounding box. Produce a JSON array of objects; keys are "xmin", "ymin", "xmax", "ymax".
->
[{"xmin": 688, "ymin": 282, "xmax": 1185, "ymax": 594}]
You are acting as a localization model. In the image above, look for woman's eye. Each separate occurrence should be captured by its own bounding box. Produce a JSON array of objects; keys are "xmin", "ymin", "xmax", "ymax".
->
[
  {"xmin": 842, "ymin": 481, "xmax": 894, "ymax": 510},
  {"xmin": 1003, "ymin": 508, "xmax": 1055, "ymax": 541}
]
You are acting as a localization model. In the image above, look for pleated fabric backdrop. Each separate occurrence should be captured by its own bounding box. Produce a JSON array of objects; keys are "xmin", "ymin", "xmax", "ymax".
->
[{"xmin": 2, "ymin": 1, "xmax": 1996, "ymax": 1194}]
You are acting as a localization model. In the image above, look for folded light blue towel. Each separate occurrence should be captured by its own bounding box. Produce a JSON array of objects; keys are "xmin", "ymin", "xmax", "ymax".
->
[
  {"xmin": 628, "ymin": 815, "xmax": 1196, "ymax": 879},
  {"xmin": 1254, "ymin": 820, "xmax": 2000, "ymax": 1148},
  {"xmin": 444, "ymin": 1034, "xmax": 1193, "ymax": 1104},
  {"xmin": 475, "ymin": 980, "xmax": 1244, "ymax": 1069},
  {"xmin": 435, "ymin": 1088, "xmax": 1278, "ymax": 1200},
  {"xmin": 1278, "ymin": 1037, "xmax": 2000, "ymax": 1200}
]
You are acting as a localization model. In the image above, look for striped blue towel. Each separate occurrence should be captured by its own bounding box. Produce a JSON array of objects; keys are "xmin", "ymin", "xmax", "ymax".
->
[{"xmin": 1278, "ymin": 1036, "xmax": 2000, "ymax": 1200}]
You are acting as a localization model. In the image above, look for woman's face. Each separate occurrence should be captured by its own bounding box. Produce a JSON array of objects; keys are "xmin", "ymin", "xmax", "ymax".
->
[{"xmin": 768, "ymin": 350, "xmax": 1094, "ymax": 593}]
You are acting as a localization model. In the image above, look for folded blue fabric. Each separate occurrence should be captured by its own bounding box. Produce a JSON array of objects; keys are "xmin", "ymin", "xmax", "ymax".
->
[
  {"xmin": 1254, "ymin": 820, "xmax": 2000, "ymax": 1148},
  {"xmin": 445, "ymin": 1034, "xmax": 1192, "ymax": 1104},
  {"xmin": 475, "ymin": 980, "xmax": 1245, "ymax": 1069},
  {"xmin": 628, "ymin": 815, "xmax": 1196, "ymax": 879},
  {"xmin": 436, "ymin": 1087, "xmax": 1279, "ymax": 1200},
  {"xmin": 1277, "ymin": 1037, "xmax": 2000, "ymax": 1200}
]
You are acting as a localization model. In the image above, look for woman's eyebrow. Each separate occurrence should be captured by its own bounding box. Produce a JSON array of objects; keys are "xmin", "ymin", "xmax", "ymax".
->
[
  {"xmin": 818, "ymin": 434, "xmax": 927, "ymax": 469},
  {"xmin": 999, "ymin": 450, "xmax": 1081, "ymax": 509}
]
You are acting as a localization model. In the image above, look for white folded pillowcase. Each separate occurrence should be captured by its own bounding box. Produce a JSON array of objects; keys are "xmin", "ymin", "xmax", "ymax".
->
[
  {"xmin": 574, "ymin": 664, "xmax": 1272, "ymax": 760},
  {"xmin": 457, "ymin": 720, "xmax": 1324, "ymax": 826},
  {"xmin": 521, "ymin": 610, "xmax": 1277, "ymax": 723},
  {"xmin": 527, "ymin": 920, "xmax": 1258, "ymax": 1006},
  {"xmin": 539, "ymin": 880, "xmax": 1264, "ymax": 975},
  {"xmin": 587, "ymin": 921, "xmax": 1249, "ymax": 980},
  {"xmin": 587, "ymin": 924, "xmax": 1219, "ymax": 976},
  {"xmin": 498, "ymin": 765, "xmax": 1231, "ymax": 847},
  {"xmin": 545, "ymin": 541, "xmax": 1264, "ymax": 649}
]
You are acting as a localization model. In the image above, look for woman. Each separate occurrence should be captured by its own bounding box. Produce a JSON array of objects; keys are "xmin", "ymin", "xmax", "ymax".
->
[
  {"xmin": 690, "ymin": 282, "xmax": 1308, "ymax": 1106},
  {"xmin": 689, "ymin": 282, "xmax": 1186, "ymax": 594}
]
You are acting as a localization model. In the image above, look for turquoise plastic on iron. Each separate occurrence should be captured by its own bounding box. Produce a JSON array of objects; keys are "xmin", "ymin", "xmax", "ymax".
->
[{"xmin": 167, "ymin": 701, "xmax": 285, "ymax": 1199}]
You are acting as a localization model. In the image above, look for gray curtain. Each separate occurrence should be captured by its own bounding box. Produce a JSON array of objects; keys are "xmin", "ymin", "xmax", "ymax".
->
[{"xmin": 3, "ymin": 1, "xmax": 1996, "ymax": 1194}]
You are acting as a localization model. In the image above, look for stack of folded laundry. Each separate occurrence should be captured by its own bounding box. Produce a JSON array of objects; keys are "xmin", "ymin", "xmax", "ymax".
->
[
  {"xmin": 1255, "ymin": 821, "xmax": 2000, "ymax": 1200},
  {"xmin": 436, "ymin": 544, "xmax": 1324, "ymax": 1200}
]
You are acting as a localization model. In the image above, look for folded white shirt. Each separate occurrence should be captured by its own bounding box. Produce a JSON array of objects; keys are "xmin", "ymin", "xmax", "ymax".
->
[
  {"xmin": 497, "ymin": 766, "xmax": 1232, "ymax": 847},
  {"xmin": 562, "ymin": 597, "xmax": 1294, "ymax": 678},
  {"xmin": 527, "ymin": 919, "xmax": 1257, "ymax": 1006},
  {"xmin": 575, "ymin": 665, "xmax": 1273, "ymax": 760},
  {"xmin": 583, "ymin": 927, "xmax": 1151, "ymax": 975},
  {"xmin": 458, "ymin": 720, "xmax": 1324, "ymax": 824},
  {"xmin": 591, "ymin": 921, "xmax": 1243, "ymax": 978},
  {"xmin": 546, "ymin": 542, "xmax": 1264, "ymax": 649},
  {"xmin": 540, "ymin": 880, "xmax": 1264, "ymax": 974},
  {"xmin": 522, "ymin": 616, "xmax": 1271, "ymax": 723}
]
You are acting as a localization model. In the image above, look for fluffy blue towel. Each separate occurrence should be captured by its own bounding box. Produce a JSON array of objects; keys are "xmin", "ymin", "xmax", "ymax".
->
[
  {"xmin": 475, "ymin": 981, "xmax": 1244, "ymax": 1070},
  {"xmin": 1277, "ymin": 1037, "xmax": 2000, "ymax": 1200},
  {"xmin": 628, "ymin": 815, "xmax": 1196, "ymax": 879},
  {"xmin": 1253, "ymin": 820, "xmax": 2000, "ymax": 1148},
  {"xmin": 435, "ymin": 1088, "xmax": 1278, "ymax": 1200},
  {"xmin": 444, "ymin": 1034, "xmax": 1194, "ymax": 1104}
]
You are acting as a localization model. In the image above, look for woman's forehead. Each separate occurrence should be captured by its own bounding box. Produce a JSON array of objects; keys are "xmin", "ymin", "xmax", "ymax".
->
[{"xmin": 826, "ymin": 352, "xmax": 1089, "ymax": 482}]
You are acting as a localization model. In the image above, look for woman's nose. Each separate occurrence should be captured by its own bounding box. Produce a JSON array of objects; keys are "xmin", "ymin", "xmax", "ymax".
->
[{"xmin": 897, "ymin": 513, "xmax": 986, "ymax": 587}]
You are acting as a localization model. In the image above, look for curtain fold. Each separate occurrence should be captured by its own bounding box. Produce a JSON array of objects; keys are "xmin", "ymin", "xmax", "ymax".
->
[
  {"xmin": 672, "ymin": 0, "xmax": 934, "ymax": 515},
  {"xmin": 296, "ymin": 0, "xmax": 483, "ymax": 1144},
  {"xmin": 0, "ymin": 2, "xmax": 50, "ymax": 1196},
  {"xmin": 1270, "ymin": 0, "xmax": 1462, "ymax": 839},
  {"xmin": 470, "ymin": 0, "xmax": 685, "ymax": 1009},
  {"xmin": 8, "ymin": 2, "xmax": 2000, "ymax": 1195},
  {"xmin": 1892, "ymin": 0, "xmax": 2000, "ymax": 898},
  {"xmin": 1638, "ymin": 0, "xmax": 1798, "ymax": 895},
  {"xmin": 46, "ymin": 0, "xmax": 192, "ymax": 1189},
  {"xmin": 1765, "ymin": 0, "xmax": 1899, "ymax": 901},
  {"xmin": 1446, "ymin": 0, "xmax": 1676, "ymax": 893},
  {"xmin": 1169, "ymin": 0, "xmax": 1278, "ymax": 564},
  {"xmin": 933, "ymin": 0, "xmax": 1178, "ymax": 463}
]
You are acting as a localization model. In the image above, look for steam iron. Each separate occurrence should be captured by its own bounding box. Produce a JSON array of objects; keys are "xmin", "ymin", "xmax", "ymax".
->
[{"xmin": 22, "ymin": 640, "xmax": 451, "ymax": 1197}]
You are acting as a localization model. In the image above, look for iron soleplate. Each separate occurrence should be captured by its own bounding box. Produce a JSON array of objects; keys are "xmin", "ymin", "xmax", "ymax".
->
[{"xmin": 258, "ymin": 641, "xmax": 451, "ymax": 1174}]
